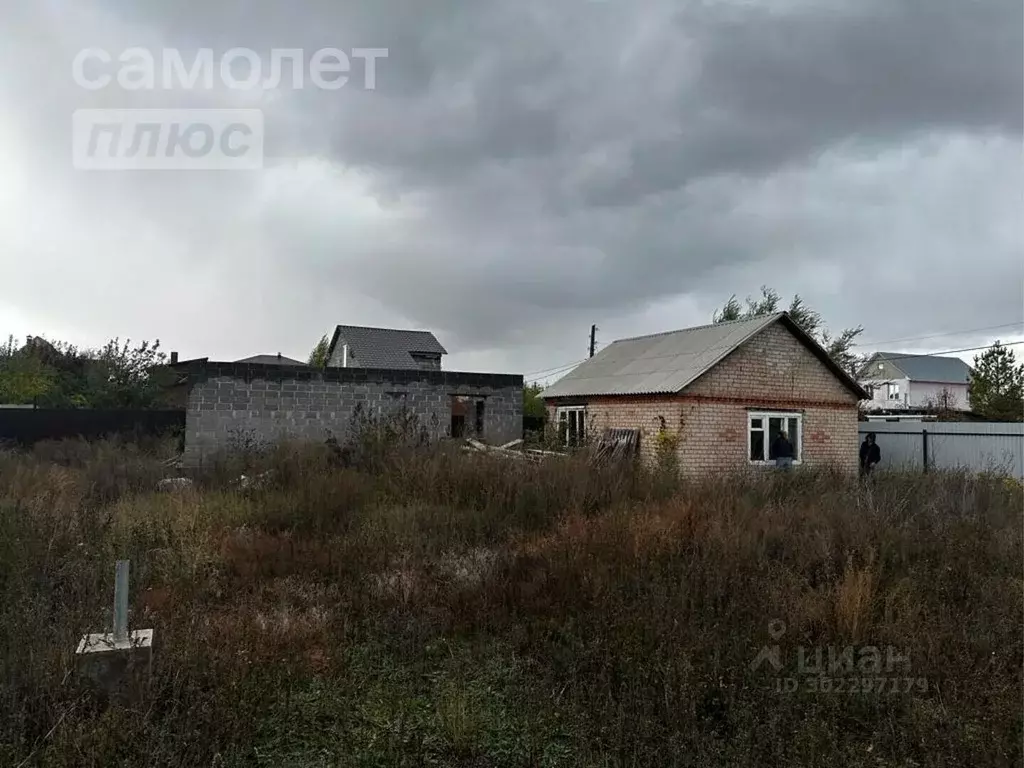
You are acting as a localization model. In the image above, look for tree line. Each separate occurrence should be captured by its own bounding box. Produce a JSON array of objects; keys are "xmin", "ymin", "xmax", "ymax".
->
[
  {"xmin": 5, "ymin": 291, "xmax": 1021, "ymax": 421},
  {"xmin": 0, "ymin": 335, "xmax": 172, "ymax": 409}
]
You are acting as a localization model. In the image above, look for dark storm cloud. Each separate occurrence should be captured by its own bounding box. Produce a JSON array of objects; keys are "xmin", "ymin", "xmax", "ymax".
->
[
  {"xmin": 0, "ymin": 0, "xmax": 1019, "ymax": 371},
  {"xmin": 302, "ymin": 0, "xmax": 1024, "ymax": 201}
]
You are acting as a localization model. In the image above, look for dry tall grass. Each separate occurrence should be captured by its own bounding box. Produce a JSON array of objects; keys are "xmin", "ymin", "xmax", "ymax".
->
[{"xmin": 0, "ymin": 437, "xmax": 1021, "ymax": 767}]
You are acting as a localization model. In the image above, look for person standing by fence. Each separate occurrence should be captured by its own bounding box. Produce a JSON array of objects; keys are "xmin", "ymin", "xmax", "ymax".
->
[{"xmin": 860, "ymin": 432, "xmax": 881, "ymax": 476}]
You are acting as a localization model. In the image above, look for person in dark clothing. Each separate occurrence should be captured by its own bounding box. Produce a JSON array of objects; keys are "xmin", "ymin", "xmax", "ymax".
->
[
  {"xmin": 860, "ymin": 433, "xmax": 881, "ymax": 476},
  {"xmin": 770, "ymin": 431, "xmax": 795, "ymax": 469}
]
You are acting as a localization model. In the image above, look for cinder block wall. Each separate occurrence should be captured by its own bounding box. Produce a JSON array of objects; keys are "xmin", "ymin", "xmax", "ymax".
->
[
  {"xmin": 181, "ymin": 363, "xmax": 522, "ymax": 468},
  {"xmin": 545, "ymin": 322, "xmax": 860, "ymax": 475}
]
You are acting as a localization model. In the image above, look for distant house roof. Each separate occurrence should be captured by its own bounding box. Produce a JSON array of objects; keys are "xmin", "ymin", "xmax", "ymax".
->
[
  {"xmin": 541, "ymin": 313, "xmax": 867, "ymax": 399},
  {"xmin": 861, "ymin": 352, "xmax": 972, "ymax": 384},
  {"xmin": 234, "ymin": 354, "xmax": 308, "ymax": 367},
  {"xmin": 326, "ymin": 325, "xmax": 448, "ymax": 370}
]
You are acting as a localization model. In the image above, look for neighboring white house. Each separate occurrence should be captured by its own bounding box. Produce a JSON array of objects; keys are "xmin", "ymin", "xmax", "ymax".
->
[{"xmin": 857, "ymin": 352, "xmax": 972, "ymax": 412}]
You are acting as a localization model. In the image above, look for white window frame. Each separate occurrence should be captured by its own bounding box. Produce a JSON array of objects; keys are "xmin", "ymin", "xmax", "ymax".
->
[
  {"xmin": 748, "ymin": 411, "xmax": 803, "ymax": 465},
  {"xmin": 556, "ymin": 406, "xmax": 587, "ymax": 447},
  {"xmin": 887, "ymin": 383, "xmax": 901, "ymax": 400}
]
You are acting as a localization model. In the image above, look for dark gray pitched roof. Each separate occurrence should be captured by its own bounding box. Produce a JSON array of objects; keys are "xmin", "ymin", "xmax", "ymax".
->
[
  {"xmin": 866, "ymin": 352, "xmax": 972, "ymax": 384},
  {"xmin": 327, "ymin": 325, "xmax": 447, "ymax": 369},
  {"xmin": 234, "ymin": 354, "xmax": 308, "ymax": 366},
  {"xmin": 541, "ymin": 313, "xmax": 867, "ymax": 399}
]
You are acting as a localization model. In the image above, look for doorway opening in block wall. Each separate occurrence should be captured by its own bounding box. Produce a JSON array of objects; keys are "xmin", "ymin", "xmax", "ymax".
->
[
  {"xmin": 475, "ymin": 400, "xmax": 485, "ymax": 435},
  {"xmin": 748, "ymin": 411, "xmax": 802, "ymax": 464},
  {"xmin": 450, "ymin": 395, "xmax": 486, "ymax": 438}
]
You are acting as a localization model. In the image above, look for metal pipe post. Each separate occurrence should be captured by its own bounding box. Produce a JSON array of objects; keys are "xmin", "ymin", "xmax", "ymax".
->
[{"xmin": 113, "ymin": 560, "xmax": 129, "ymax": 643}]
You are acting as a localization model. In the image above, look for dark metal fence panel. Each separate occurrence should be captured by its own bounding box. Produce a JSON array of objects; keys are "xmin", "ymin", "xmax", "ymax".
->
[{"xmin": 0, "ymin": 409, "xmax": 185, "ymax": 446}]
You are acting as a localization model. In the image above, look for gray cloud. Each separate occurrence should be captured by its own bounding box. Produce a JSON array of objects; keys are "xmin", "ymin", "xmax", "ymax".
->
[{"xmin": 0, "ymin": 0, "xmax": 1020, "ymax": 375}]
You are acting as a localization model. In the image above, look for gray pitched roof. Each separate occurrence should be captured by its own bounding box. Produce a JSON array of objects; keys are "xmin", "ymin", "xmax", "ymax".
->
[
  {"xmin": 327, "ymin": 325, "xmax": 448, "ymax": 369},
  {"xmin": 234, "ymin": 354, "xmax": 308, "ymax": 366},
  {"xmin": 541, "ymin": 313, "xmax": 867, "ymax": 399},
  {"xmin": 866, "ymin": 352, "xmax": 972, "ymax": 384}
]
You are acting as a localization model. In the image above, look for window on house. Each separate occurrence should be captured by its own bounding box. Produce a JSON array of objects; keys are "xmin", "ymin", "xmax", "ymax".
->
[
  {"xmin": 748, "ymin": 412, "xmax": 802, "ymax": 464},
  {"xmin": 887, "ymin": 383, "xmax": 900, "ymax": 400},
  {"xmin": 557, "ymin": 406, "xmax": 586, "ymax": 447}
]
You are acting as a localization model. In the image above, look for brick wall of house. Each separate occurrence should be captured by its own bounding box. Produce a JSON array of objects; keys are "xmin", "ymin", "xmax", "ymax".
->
[
  {"xmin": 182, "ymin": 364, "xmax": 522, "ymax": 468},
  {"xmin": 674, "ymin": 399, "xmax": 858, "ymax": 475},
  {"xmin": 683, "ymin": 322, "xmax": 856, "ymax": 404},
  {"xmin": 582, "ymin": 397, "xmax": 684, "ymax": 465},
  {"xmin": 676, "ymin": 321, "xmax": 859, "ymax": 473},
  {"xmin": 545, "ymin": 322, "xmax": 860, "ymax": 475}
]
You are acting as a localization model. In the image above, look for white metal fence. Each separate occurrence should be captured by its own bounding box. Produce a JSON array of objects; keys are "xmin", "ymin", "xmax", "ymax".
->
[{"xmin": 858, "ymin": 422, "xmax": 1024, "ymax": 479}]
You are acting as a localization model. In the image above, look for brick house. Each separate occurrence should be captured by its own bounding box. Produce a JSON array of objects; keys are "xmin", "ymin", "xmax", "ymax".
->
[{"xmin": 541, "ymin": 313, "xmax": 867, "ymax": 475}]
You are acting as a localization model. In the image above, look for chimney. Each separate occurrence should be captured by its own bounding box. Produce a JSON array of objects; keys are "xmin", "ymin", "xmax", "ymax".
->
[
  {"xmin": 277, "ymin": 352, "xmax": 282, "ymax": 361},
  {"xmin": 170, "ymin": 351, "xmax": 178, "ymax": 364}
]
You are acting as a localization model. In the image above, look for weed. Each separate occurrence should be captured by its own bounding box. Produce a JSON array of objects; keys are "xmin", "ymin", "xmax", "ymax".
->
[{"xmin": 0, "ymin": 439, "xmax": 1020, "ymax": 766}]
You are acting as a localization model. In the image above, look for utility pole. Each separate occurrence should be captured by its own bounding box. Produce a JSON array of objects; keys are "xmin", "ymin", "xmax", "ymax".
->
[{"xmin": 589, "ymin": 325, "xmax": 598, "ymax": 358}]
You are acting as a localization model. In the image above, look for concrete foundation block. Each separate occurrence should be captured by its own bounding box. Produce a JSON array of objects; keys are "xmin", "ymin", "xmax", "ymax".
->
[{"xmin": 76, "ymin": 629, "xmax": 154, "ymax": 702}]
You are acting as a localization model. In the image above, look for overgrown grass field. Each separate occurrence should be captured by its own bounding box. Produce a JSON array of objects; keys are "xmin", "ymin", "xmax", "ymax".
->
[{"xmin": 1, "ymin": 437, "xmax": 1021, "ymax": 767}]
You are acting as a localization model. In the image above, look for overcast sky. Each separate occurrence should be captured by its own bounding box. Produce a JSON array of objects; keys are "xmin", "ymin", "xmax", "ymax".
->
[{"xmin": 1, "ymin": 0, "xmax": 1021, "ymax": 381}]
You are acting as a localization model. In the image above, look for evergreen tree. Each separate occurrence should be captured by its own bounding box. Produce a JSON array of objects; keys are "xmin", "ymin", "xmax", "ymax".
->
[
  {"xmin": 308, "ymin": 334, "xmax": 331, "ymax": 368},
  {"xmin": 969, "ymin": 342, "xmax": 1024, "ymax": 421}
]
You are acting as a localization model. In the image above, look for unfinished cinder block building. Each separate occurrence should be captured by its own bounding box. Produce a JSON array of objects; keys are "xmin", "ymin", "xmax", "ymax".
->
[{"xmin": 169, "ymin": 325, "xmax": 522, "ymax": 468}]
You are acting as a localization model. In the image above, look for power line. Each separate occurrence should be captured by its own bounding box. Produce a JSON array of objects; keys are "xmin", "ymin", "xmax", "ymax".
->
[
  {"xmin": 526, "ymin": 362, "xmax": 585, "ymax": 385},
  {"xmin": 523, "ymin": 335, "xmax": 757, "ymax": 385},
  {"xmin": 853, "ymin": 321, "xmax": 1024, "ymax": 349},
  {"xmin": 867, "ymin": 341, "xmax": 1024, "ymax": 364},
  {"xmin": 523, "ymin": 358, "xmax": 588, "ymax": 379},
  {"xmin": 525, "ymin": 325, "xmax": 601, "ymax": 381}
]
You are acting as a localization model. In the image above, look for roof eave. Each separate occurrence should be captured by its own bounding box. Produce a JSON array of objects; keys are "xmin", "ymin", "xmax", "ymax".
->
[
  {"xmin": 409, "ymin": 348, "xmax": 448, "ymax": 356},
  {"xmin": 542, "ymin": 389, "xmax": 676, "ymax": 399}
]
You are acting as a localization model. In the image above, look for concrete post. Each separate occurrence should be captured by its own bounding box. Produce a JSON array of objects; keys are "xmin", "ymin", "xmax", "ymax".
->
[{"xmin": 75, "ymin": 560, "xmax": 154, "ymax": 702}]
